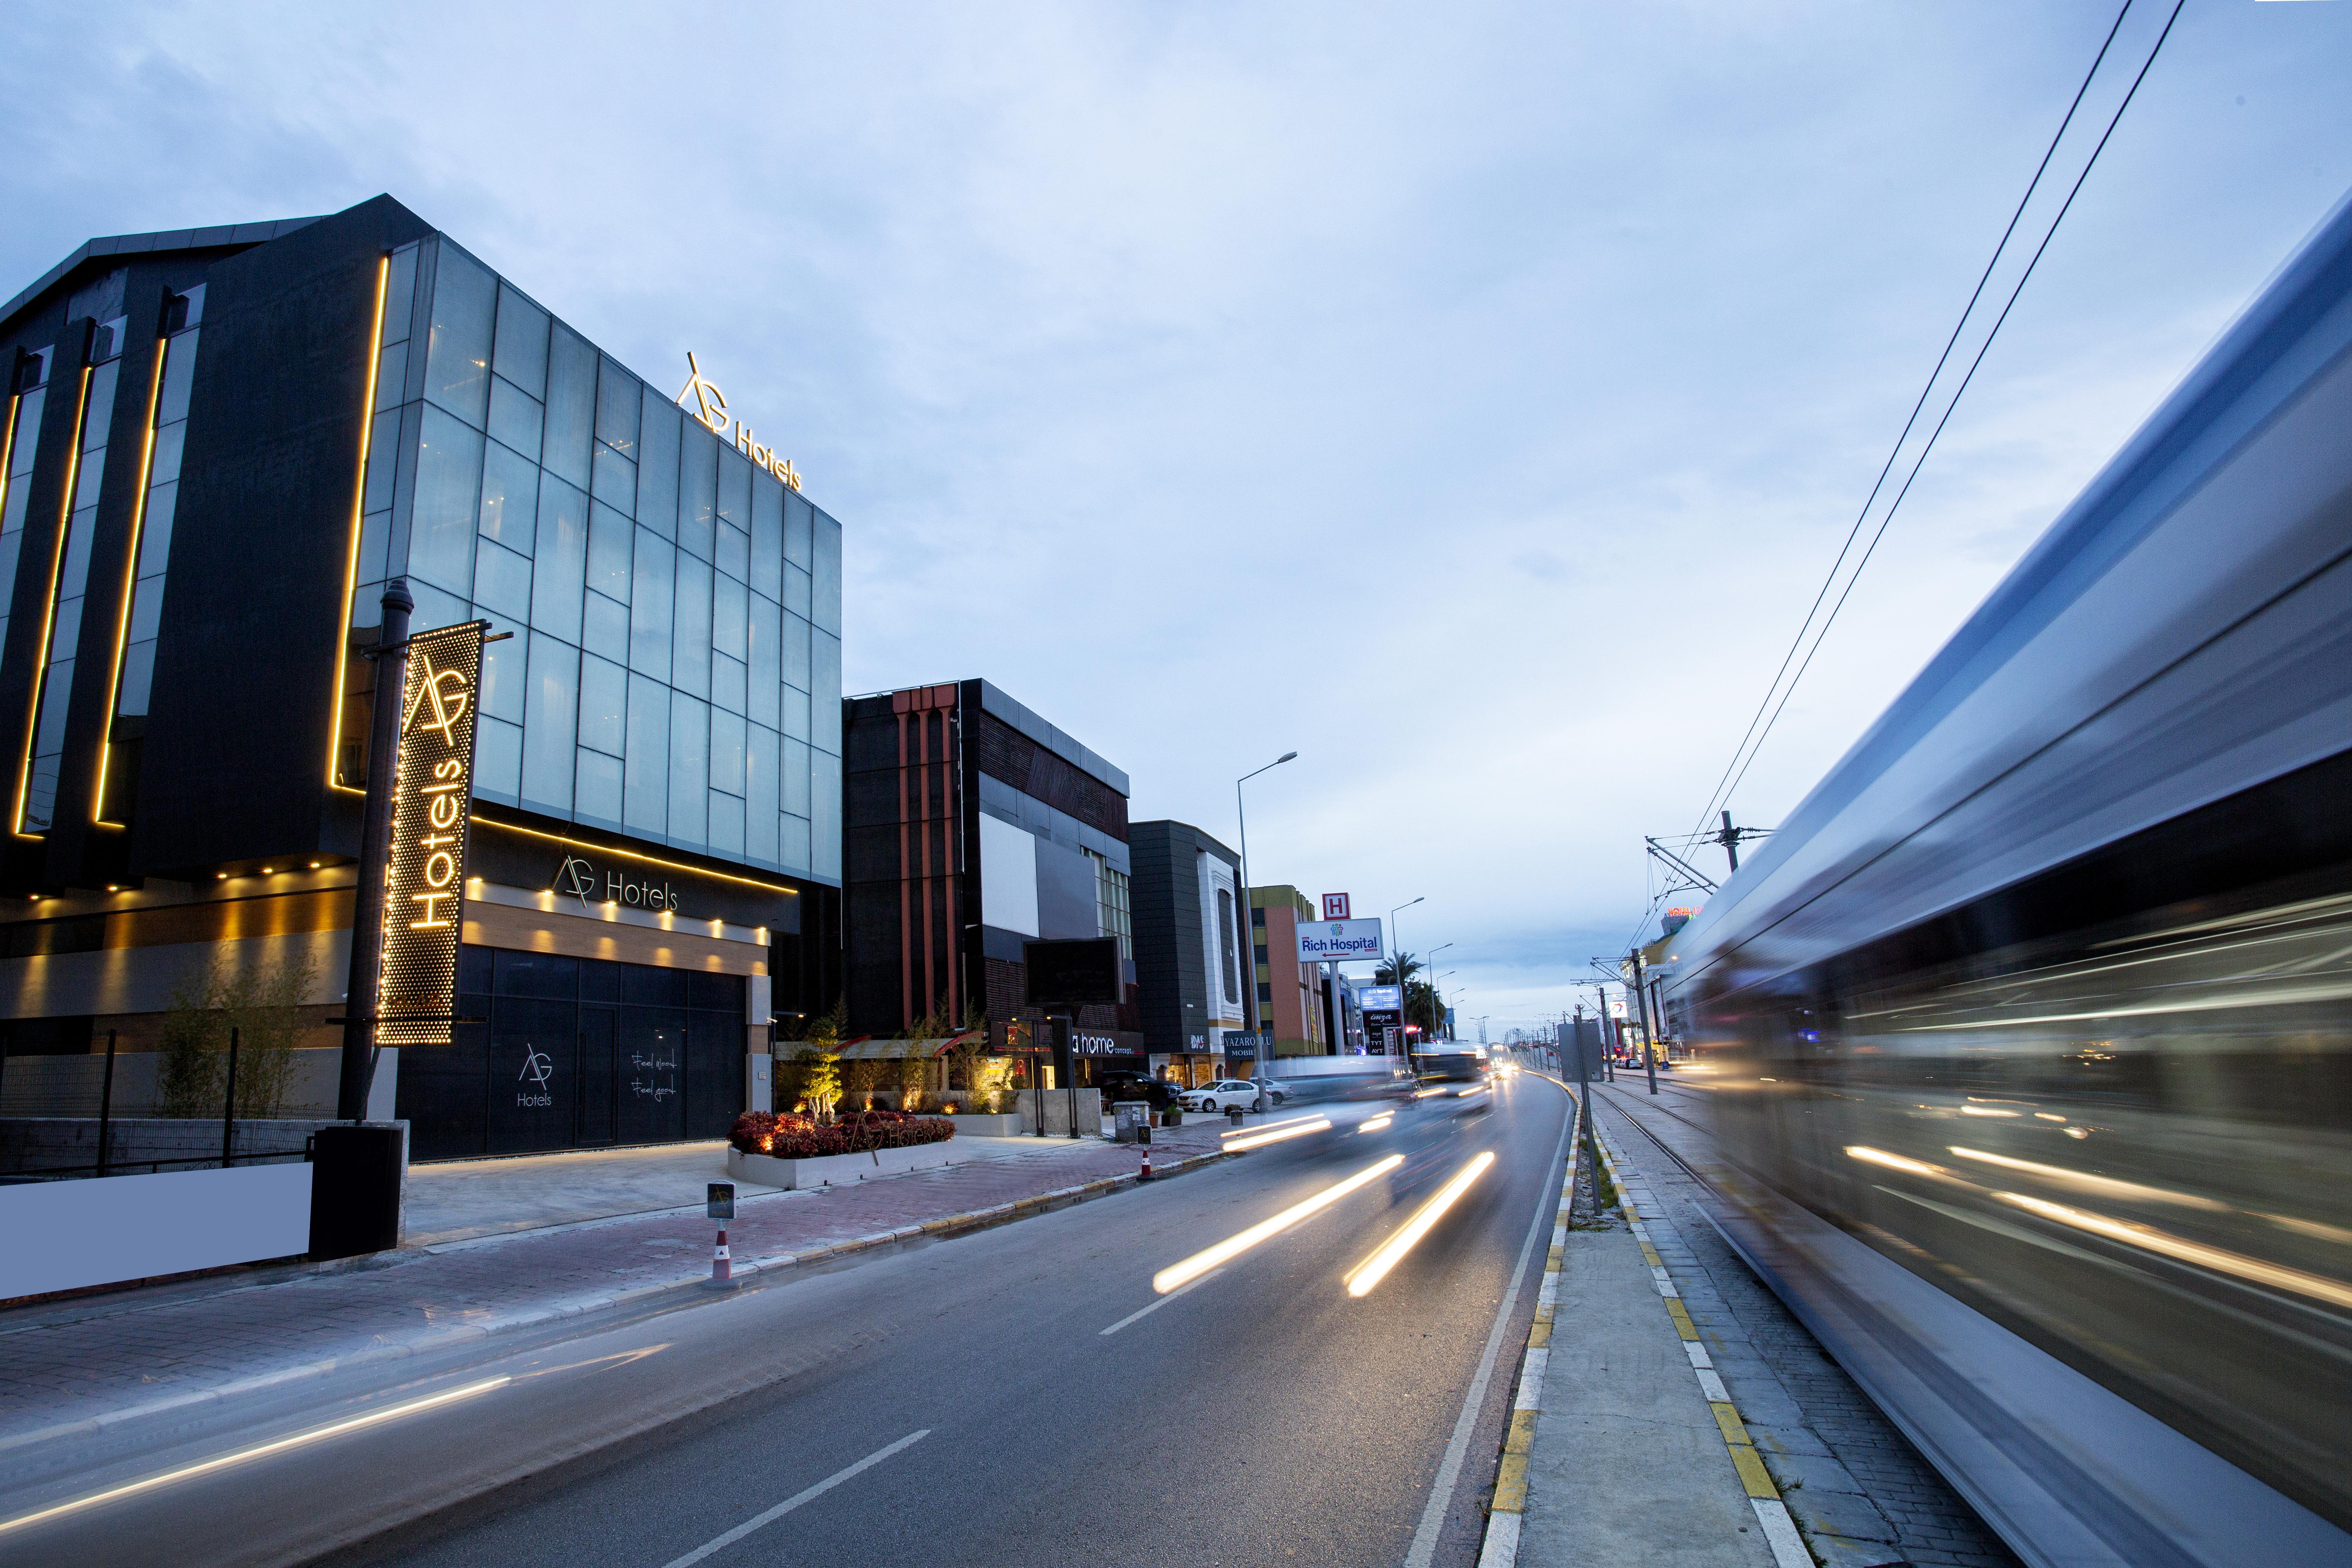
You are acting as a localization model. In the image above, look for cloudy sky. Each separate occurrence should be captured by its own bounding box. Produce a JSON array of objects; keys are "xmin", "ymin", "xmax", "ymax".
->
[{"xmin": 5, "ymin": 1, "xmax": 2349, "ymax": 1033}]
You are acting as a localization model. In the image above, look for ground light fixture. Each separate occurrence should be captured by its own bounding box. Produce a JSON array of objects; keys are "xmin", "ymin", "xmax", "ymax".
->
[
  {"xmin": 0, "ymin": 1376, "xmax": 510, "ymax": 1537},
  {"xmin": 1152, "ymin": 1154, "xmax": 1404, "ymax": 1295},
  {"xmin": 1345, "ymin": 1150, "xmax": 1496, "ymax": 1297}
]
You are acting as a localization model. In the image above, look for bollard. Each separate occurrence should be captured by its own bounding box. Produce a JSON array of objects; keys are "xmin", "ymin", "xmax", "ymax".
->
[
  {"xmin": 706, "ymin": 1180, "xmax": 737, "ymax": 1289},
  {"xmin": 1228, "ymin": 1105, "xmax": 1244, "ymax": 1127}
]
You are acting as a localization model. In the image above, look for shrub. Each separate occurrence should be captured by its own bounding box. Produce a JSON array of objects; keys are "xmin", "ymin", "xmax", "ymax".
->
[{"xmin": 729, "ymin": 1108, "xmax": 955, "ymax": 1159}]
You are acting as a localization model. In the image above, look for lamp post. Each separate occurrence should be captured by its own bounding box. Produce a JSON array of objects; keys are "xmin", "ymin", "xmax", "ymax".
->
[
  {"xmin": 1235, "ymin": 751, "xmax": 1297, "ymax": 1076},
  {"xmin": 1386, "ymin": 897, "xmax": 1423, "ymax": 1065},
  {"xmin": 1425, "ymin": 942, "xmax": 1454, "ymax": 1041}
]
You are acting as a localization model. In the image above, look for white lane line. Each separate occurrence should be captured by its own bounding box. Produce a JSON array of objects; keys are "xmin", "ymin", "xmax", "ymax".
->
[
  {"xmin": 1401, "ymin": 1093, "xmax": 1577, "ymax": 1568},
  {"xmin": 658, "ymin": 1429, "xmax": 930, "ymax": 1568},
  {"xmin": 0, "ymin": 1376, "xmax": 511, "ymax": 1537},
  {"xmin": 1098, "ymin": 1270, "xmax": 1224, "ymax": 1336}
]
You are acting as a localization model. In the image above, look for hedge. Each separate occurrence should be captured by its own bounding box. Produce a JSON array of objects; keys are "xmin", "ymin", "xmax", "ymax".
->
[{"xmin": 729, "ymin": 1108, "xmax": 956, "ymax": 1159}]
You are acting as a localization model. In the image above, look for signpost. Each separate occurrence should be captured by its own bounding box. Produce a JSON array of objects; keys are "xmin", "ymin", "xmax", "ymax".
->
[{"xmin": 1294, "ymin": 918, "xmax": 1383, "ymax": 964}]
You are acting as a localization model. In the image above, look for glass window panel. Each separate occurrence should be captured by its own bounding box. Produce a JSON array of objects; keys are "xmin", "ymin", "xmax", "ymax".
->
[
  {"xmin": 746, "ymin": 723, "xmax": 780, "ymax": 864},
  {"xmin": 362, "ymin": 408, "xmax": 401, "ymax": 514},
  {"xmin": 370, "ymin": 341, "xmax": 409, "ymax": 414},
  {"xmin": 751, "ymin": 481, "xmax": 783, "ymax": 602},
  {"xmin": 668, "ymin": 698, "xmax": 708, "ymax": 846},
  {"xmin": 146, "ymin": 420, "xmax": 185, "ymax": 488},
  {"xmin": 812, "ymin": 629, "xmax": 841, "ymax": 752},
  {"xmin": 784, "ymin": 490, "xmax": 813, "ymax": 568},
  {"xmin": 707, "ymin": 789, "xmax": 745, "ymax": 858},
  {"xmin": 716, "ymin": 522, "xmax": 748, "ymax": 584},
  {"xmin": 679, "ymin": 429, "xmax": 716, "ymax": 562},
  {"xmin": 586, "ymin": 499, "xmax": 633, "ymax": 601},
  {"xmin": 115, "ymin": 639, "xmax": 155, "ymax": 718},
  {"xmin": 487, "ymin": 376, "xmax": 543, "ymax": 460},
  {"xmin": 636, "ymin": 392, "xmax": 679, "ymax": 541},
  {"xmin": 582, "ymin": 588, "xmax": 629, "ymax": 663},
  {"xmin": 408, "ymin": 579, "xmax": 470, "ymax": 637},
  {"xmin": 492, "ymin": 283, "xmax": 549, "ymax": 399},
  {"xmin": 624, "ymin": 674, "xmax": 670, "ymax": 836},
  {"xmin": 591, "ymin": 443, "xmax": 636, "ymax": 519},
  {"xmin": 125, "ymin": 577, "xmax": 165, "ymax": 643},
  {"xmin": 136, "ymin": 482, "xmax": 176, "ymax": 577},
  {"xmin": 478, "ymin": 439, "xmax": 539, "ymax": 553},
  {"xmin": 472, "ymin": 537, "xmax": 533, "ymax": 625},
  {"xmin": 356, "ymin": 509, "xmax": 392, "ymax": 592},
  {"xmin": 529, "ymin": 475, "xmax": 588, "ymax": 644},
  {"xmin": 746, "ymin": 595, "xmax": 780, "ymax": 732},
  {"xmin": 575, "ymin": 748, "xmax": 622, "ymax": 827},
  {"xmin": 812, "ymin": 750, "xmax": 842, "ymax": 880},
  {"xmin": 781, "ymin": 610, "xmax": 811, "ymax": 693},
  {"xmin": 781, "ymin": 735, "xmax": 812, "ymax": 819},
  {"xmin": 407, "ymin": 406, "xmax": 484, "ymax": 598},
  {"xmin": 784, "ymin": 561, "xmax": 810, "ymax": 621},
  {"xmin": 711, "ymin": 575, "xmax": 747, "ymax": 661},
  {"xmin": 628, "ymin": 528, "xmax": 674, "ymax": 679},
  {"xmin": 381, "ymin": 245, "xmax": 419, "ymax": 347},
  {"xmin": 710, "ymin": 650, "xmax": 746, "ymax": 717},
  {"xmin": 780, "ymin": 812, "xmax": 812, "ymax": 874},
  {"xmin": 158, "ymin": 330, "xmax": 198, "ymax": 425},
  {"xmin": 479, "ymin": 623, "xmax": 525, "ymax": 723},
  {"xmin": 521, "ymin": 632, "xmax": 579, "ymax": 814},
  {"xmin": 476, "ymin": 715, "xmax": 523, "ymax": 802},
  {"xmin": 424, "ymin": 246, "xmax": 496, "ymax": 428},
  {"xmin": 812, "ymin": 510, "xmax": 842, "ymax": 636},
  {"xmin": 709, "ymin": 707, "xmax": 746, "ymax": 796},
  {"xmin": 541, "ymin": 324, "xmax": 597, "ymax": 489},
  {"xmin": 783, "ymin": 684, "xmax": 811, "ymax": 744},
  {"xmin": 595, "ymin": 355, "xmax": 641, "ymax": 458},
  {"xmin": 717, "ymin": 449, "xmax": 751, "ymax": 530},
  {"xmin": 671, "ymin": 552, "xmax": 711, "ymax": 699}
]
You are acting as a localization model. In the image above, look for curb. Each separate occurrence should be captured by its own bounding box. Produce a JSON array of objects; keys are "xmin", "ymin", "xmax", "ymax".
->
[
  {"xmin": 1477, "ymin": 1087, "xmax": 1579, "ymax": 1568},
  {"xmin": 0, "ymin": 1145, "xmax": 1232, "ymax": 1459},
  {"xmin": 1595, "ymin": 1130, "xmax": 1813, "ymax": 1568}
]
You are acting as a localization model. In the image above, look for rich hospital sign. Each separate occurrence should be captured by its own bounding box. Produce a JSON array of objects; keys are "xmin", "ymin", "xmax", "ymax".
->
[
  {"xmin": 1295, "ymin": 918, "xmax": 1383, "ymax": 964},
  {"xmin": 378, "ymin": 622, "xmax": 484, "ymax": 1048},
  {"xmin": 675, "ymin": 352, "xmax": 802, "ymax": 492}
]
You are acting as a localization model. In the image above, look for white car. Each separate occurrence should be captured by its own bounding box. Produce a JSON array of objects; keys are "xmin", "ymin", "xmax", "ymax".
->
[{"xmin": 1180, "ymin": 1080, "xmax": 1264, "ymax": 1113}]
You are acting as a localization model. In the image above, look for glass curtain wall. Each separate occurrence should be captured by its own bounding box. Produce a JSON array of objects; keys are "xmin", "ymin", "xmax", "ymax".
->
[
  {"xmin": 0, "ymin": 347, "xmax": 54, "ymax": 662},
  {"xmin": 20, "ymin": 317, "xmax": 129, "ymax": 835},
  {"xmin": 347, "ymin": 238, "xmax": 842, "ymax": 883}
]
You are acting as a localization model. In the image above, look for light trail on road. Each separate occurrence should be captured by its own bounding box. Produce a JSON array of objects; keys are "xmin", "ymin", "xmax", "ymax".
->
[
  {"xmin": 1347, "ymin": 1152, "xmax": 1496, "ymax": 1297},
  {"xmin": 1152, "ymin": 1154, "xmax": 1404, "ymax": 1294},
  {"xmin": 1222, "ymin": 1118, "xmax": 1332, "ymax": 1151}
]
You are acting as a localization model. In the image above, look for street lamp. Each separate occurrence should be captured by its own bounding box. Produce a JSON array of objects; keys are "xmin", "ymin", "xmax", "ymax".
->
[
  {"xmin": 1235, "ymin": 751, "xmax": 1297, "ymax": 1075},
  {"xmin": 1386, "ymin": 897, "xmax": 1423, "ymax": 1065},
  {"xmin": 1425, "ymin": 942, "xmax": 1454, "ymax": 1040}
]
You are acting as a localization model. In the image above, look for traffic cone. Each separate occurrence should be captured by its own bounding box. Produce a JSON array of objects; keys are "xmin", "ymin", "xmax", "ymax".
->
[
  {"xmin": 709, "ymin": 1225, "xmax": 733, "ymax": 1285},
  {"xmin": 1139, "ymin": 1144, "xmax": 1154, "ymax": 1182}
]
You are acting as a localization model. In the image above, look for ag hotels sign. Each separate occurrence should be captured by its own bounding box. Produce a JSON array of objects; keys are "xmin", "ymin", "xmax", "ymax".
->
[{"xmin": 377, "ymin": 623, "xmax": 484, "ymax": 1048}]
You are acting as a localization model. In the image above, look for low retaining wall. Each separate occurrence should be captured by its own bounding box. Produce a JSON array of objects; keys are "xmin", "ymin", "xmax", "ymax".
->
[
  {"xmin": 2, "ymin": 1117, "xmax": 327, "ymax": 1176},
  {"xmin": 940, "ymin": 1113, "xmax": 1023, "ymax": 1137},
  {"xmin": 0, "ymin": 1163, "xmax": 315, "ymax": 1299},
  {"xmin": 727, "ymin": 1140, "xmax": 960, "ymax": 1189}
]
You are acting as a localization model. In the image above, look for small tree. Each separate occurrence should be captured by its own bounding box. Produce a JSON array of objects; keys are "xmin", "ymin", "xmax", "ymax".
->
[
  {"xmin": 156, "ymin": 978, "xmax": 226, "ymax": 1119},
  {"xmin": 842, "ymin": 1057, "xmax": 881, "ymax": 1111},
  {"xmin": 943, "ymin": 1003, "xmax": 991, "ymax": 1111},
  {"xmin": 798, "ymin": 1047, "xmax": 842, "ymax": 1123},
  {"xmin": 154, "ymin": 951, "xmax": 318, "ymax": 1118},
  {"xmin": 896, "ymin": 1049, "xmax": 928, "ymax": 1112}
]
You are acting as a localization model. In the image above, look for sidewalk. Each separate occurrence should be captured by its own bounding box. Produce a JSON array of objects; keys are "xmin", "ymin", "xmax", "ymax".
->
[{"xmin": 0, "ymin": 1116, "xmax": 1238, "ymax": 1454}]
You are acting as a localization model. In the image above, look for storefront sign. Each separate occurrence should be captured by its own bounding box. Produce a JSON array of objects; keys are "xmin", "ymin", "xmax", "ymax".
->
[
  {"xmin": 553, "ymin": 853, "xmax": 682, "ymax": 913},
  {"xmin": 378, "ymin": 623, "xmax": 484, "ymax": 1048},
  {"xmin": 1296, "ymin": 918, "xmax": 1383, "ymax": 963},
  {"xmin": 1221, "ymin": 1030, "xmax": 1260, "ymax": 1064},
  {"xmin": 675, "ymin": 351, "xmax": 802, "ymax": 491}
]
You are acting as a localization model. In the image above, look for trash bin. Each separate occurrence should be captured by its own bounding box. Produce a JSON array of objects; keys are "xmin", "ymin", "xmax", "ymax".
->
[
  {"xmin": 1227, "ymin": 1105, "xmax": 1245, "ymax": 1127},
  {"xmin": 1113, "ymin": 1102, "xmax": 1151, "ymax": 1143},
  {"xmin": 310, "ymin": 1123, "xmax": 405, "ymax": 1261}
]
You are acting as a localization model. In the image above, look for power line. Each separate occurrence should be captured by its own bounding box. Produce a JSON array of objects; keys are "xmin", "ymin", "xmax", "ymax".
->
[
  {"xmin": 1685, "ymin": 0, "xmax": 2141, "ymax": 844},
  {"xmin": 1713, "ymin": 0, "xmax": 2186, "ymax": 816}
]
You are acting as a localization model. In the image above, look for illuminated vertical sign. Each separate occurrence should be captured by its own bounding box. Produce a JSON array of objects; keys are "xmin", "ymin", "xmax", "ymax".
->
[{"xmin": 378, "ymin": 622, "xmax": 484, "ymax": 1047}]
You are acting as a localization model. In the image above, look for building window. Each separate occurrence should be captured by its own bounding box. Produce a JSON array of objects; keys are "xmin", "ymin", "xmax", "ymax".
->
[
  {"xmin": 0, "ymin": 347, "xmax": 55, "ymax": 673},
  {"xmin": 1216, "ymin": 886, "xmax": 1240, "ymax": 1004},
  {"xmin": 1092, "ymin": 853, "xmax": 1131, "ymax": 961},
  {"xmin": 1257, "ymin": 982, "xmax": 1272, "ymax": 1005}
]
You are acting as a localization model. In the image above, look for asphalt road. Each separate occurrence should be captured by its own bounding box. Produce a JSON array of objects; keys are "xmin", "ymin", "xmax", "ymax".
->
[{"xmin": 2, "ymin": 1071, "xmax": 1572, "ymax": 1568}]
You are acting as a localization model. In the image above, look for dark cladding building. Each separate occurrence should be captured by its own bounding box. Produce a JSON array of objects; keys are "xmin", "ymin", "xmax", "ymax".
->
[
  {"xmin": 0, "ymin": 196, "xmax": 843, "ymax": 1160},
  {"xmin": 842, "ymin": 680, "xmax": 1138, "ymax": 1079},
  {"xmin": 1128, "ymin": 820, "xmax": 1247, "ymax": 1084}
]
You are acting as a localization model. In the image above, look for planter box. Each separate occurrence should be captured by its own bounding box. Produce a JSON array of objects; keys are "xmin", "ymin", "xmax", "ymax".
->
[
  {"xmin": 941, "ymin": 1114, "xmax": 1024, "ymax": 1137},
  {"xmin": 727, "ymin": 1140, "xmax": 959, "ymax": 1189}
]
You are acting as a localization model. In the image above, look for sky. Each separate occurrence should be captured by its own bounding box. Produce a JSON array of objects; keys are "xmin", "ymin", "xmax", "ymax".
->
[{"xmin": 4, "ymin": 1, "xmax": 2350, "ymax": 1036}]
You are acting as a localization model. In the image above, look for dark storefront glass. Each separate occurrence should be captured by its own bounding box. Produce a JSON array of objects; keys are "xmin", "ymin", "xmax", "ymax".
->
[{"xmin": 402, "ymin": 945, "xmax": 746, "ymax": 1160}]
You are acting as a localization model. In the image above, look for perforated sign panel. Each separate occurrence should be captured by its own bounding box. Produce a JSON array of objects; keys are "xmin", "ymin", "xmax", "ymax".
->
[{"xmin": 377, "ymin": 622, "xmax": 484, "ymax": 1048}]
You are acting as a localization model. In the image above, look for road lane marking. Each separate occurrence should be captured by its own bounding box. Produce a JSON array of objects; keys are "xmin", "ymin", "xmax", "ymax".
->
[
  {"xmin": 0, "ymin": 1376, "xmax": 511, "ymax": 1537},
  {"xmin": 657, "ymin": 1429, "xmax": 930, "ymax": 1568},
  {"xmin": 1098, "ymin": 1269, "xmax": 1223, "ymax": 1336}
]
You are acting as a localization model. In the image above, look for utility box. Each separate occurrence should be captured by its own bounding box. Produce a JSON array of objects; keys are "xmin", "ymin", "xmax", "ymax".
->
[
  {"xmin": 745, "ymin": 1052, "xmax": 773, "ymax": 1114},
  {"xmin": 1113, "ymin": 1102, "xmax": 1151, "ymax": 1143},
  {"xmin": 309, "ymin": 1123, "xmax": 406, "ymax": 1261}
]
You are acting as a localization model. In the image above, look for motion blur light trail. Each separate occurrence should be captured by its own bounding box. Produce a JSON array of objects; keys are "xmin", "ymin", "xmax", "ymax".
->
[
  {"xmin": 1947, "ymin": 1146, "xmax": 2227, "ymax": 1211},
  {"xmin": 1359, "ymin": 1115, "xmax": 1394, "ymax": 1133},
  {"xmin": 1346, "ymin": 1152, "xmax": 1496, "ymax": 1298},
  {"xmin": 1223, "ymin": 1118, "xmax": 1332, "ymax": 1152},
  {"xmin": 1223, "ymin": 1113, "xmax": 1320, "ymax": 1138},
  {"xmin": 1994, "ymin": 1193, "xmax": 2352, "ymax": 1310},
  {"xmin": 0, "ymin": 1376, "xmax": 510, "ymax": 1536},
  {"xmin": 1152, "ymin": 1154, "xmax": 1405, "ymax": 1294}
]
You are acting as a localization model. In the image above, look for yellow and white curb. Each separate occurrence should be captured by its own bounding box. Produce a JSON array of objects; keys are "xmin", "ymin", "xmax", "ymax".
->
[
  {"xmin": 1597, "ymin": 1140, "xmax": 1813, "ymax": 1568},
  {"xmin": 1476, "ymin": 1093, "xmax": 1580, "ymax": 1568}
]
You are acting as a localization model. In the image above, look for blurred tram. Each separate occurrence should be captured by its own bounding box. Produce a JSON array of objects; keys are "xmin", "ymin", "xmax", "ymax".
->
[{"xmin": 1660, "ymin": 192, "xmax": 2352, "ymax": 1568}]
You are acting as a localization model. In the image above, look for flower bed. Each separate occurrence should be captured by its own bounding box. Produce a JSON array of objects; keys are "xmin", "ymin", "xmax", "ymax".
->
[{"xmin": 729, "ymin": 1108, "xmax": 954, "ymax": 1160}]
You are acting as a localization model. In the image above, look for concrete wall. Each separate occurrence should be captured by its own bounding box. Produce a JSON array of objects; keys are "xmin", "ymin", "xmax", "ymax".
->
[
  {"xmin": 0, "ymin": 1045, "xmax": 396, "ymax": 1119},
  {"xmin": 1, "ymin": 1117, "xmax": 329, "ymax": 1174}
]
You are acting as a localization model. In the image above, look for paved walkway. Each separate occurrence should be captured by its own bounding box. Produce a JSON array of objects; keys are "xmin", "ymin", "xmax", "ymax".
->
[{"xmin": 0, "ymin": 1118, "xmax": 1239, "ymax": 1455}]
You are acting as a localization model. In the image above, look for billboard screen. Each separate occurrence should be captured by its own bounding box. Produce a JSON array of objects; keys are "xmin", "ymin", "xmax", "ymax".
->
[{"xmin": 1358, "ymin": 985, "xmax": 1402, "ymax": 1012}]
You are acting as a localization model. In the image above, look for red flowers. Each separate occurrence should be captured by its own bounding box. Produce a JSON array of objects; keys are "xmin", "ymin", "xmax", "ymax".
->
[{"xmin": 730, "ymin": 1109, "xmax": 955, "ymax": 1158}]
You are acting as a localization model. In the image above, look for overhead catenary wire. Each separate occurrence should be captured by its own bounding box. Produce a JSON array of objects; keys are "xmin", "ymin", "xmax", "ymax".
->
[
  {"xmin": 1684, "ymin": 0, "xmax": 2143, "ymax": 846},
  {"xmin": 1711, "ymin": 0, "xmax": 2187, "ymax": 817}
]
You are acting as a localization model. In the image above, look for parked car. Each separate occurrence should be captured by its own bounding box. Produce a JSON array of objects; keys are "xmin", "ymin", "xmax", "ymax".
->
[
  {"xmin": 1179, "ymin": 1080, "xmax": 1265, "ymax": 1113},
  {"xmin": 1098, "ymin": 1074, "xmax": 1180, "ymax": 1112},
  {"xmin": 1247, "ymin": 1077, "xmax": 1289, "ymax": 1106}
]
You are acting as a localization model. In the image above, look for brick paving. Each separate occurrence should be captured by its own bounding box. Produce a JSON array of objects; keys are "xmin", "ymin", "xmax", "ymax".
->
[
  {"xmin": 1594, "ymin": 1088, "xmax": 2023, "ymax": 1568},
  {"xmin": 0, "ymin": 1122, "xmax": 1229, "ymax": 1452}
]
